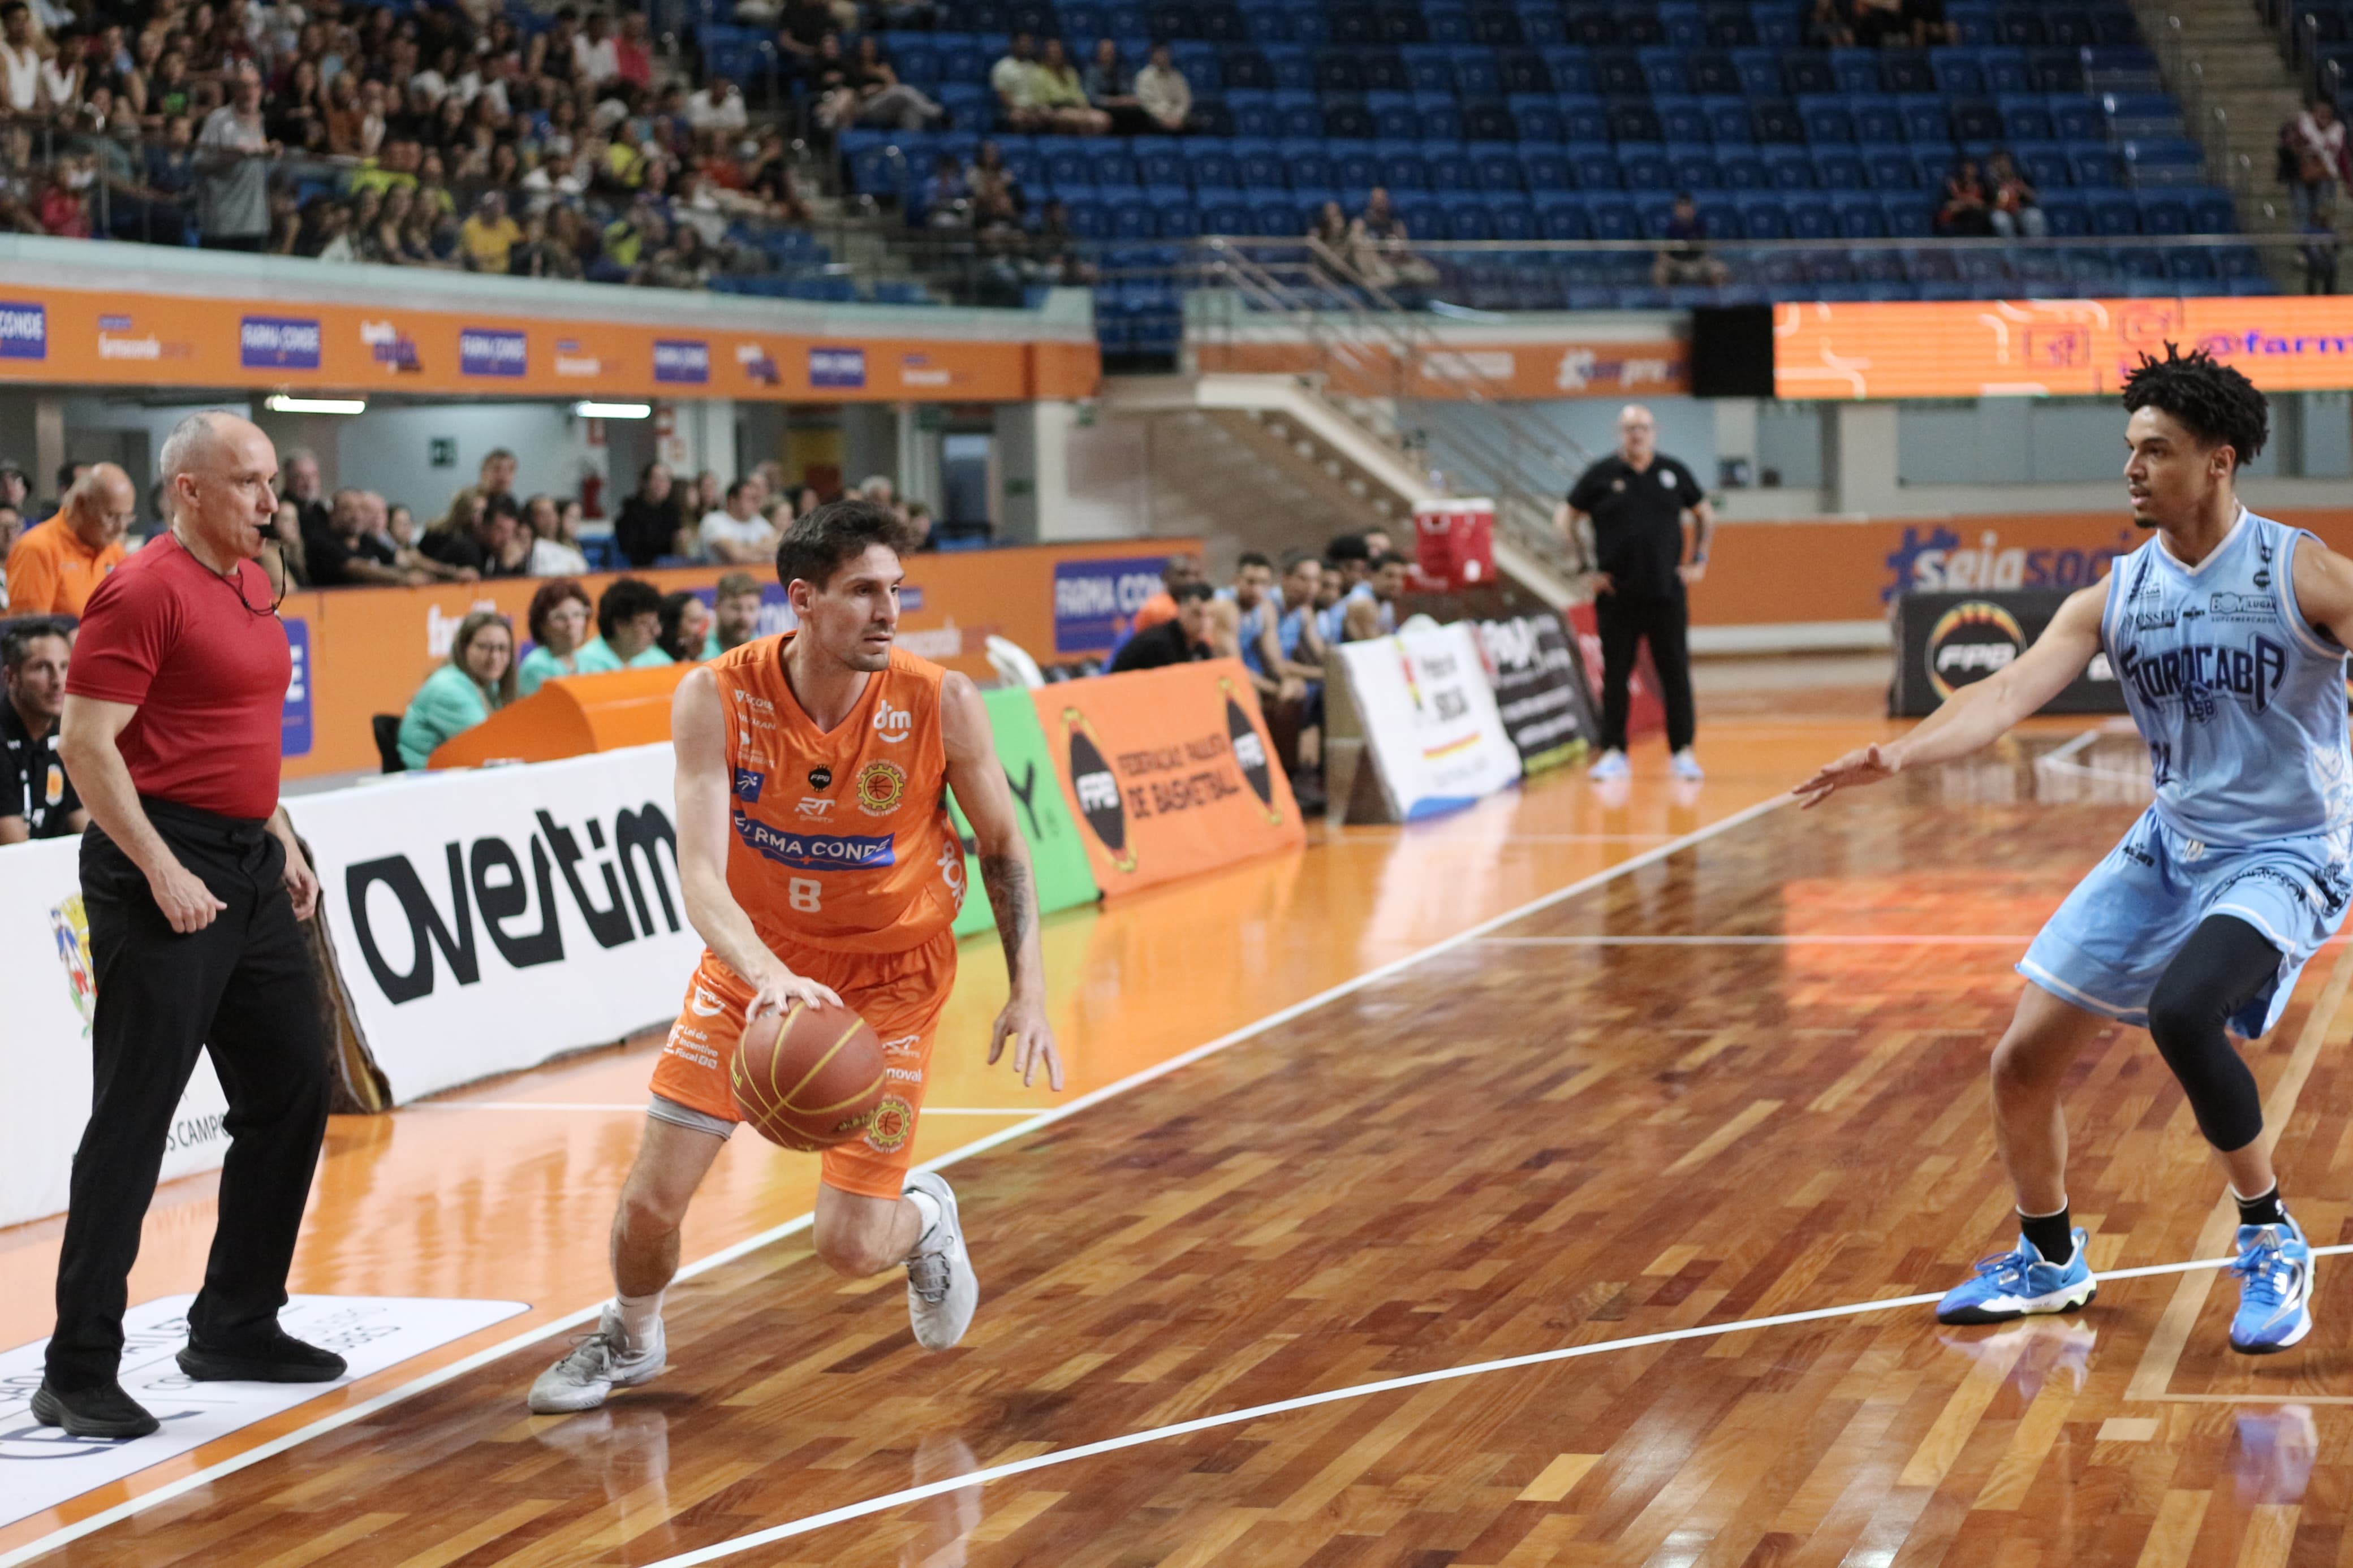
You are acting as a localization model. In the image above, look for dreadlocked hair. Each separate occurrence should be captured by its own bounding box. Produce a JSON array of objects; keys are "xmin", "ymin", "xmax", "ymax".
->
[{"xmin": 2120, "ymin": 343, "xmax": 2269, "ymax": 470}]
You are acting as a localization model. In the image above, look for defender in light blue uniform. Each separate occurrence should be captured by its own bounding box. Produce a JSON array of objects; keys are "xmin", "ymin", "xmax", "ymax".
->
[{"xmin": 1799, "ymin": 348, "xmax": 2353, "ymax": 1355}]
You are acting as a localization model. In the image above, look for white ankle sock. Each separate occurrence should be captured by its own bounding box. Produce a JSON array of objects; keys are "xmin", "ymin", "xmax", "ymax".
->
[
  {"xmin": 615, "ymin": 1289, "xmax": 664, "ymax": 1349},
  {"xmin": 906, "ymin": 1188, "xmax": 943, "ymax": 1250}
]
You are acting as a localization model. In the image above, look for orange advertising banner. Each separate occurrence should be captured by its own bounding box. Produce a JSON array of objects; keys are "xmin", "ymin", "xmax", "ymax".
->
[
  {"xmin": 1033, "ymin": 660, "xmax": 1306, "ymax": 899},
  {"xmin": 1192, "ymin": 338, "xmax": 1687, "ymax": 399},
  {"xmin": 1775, "ymin": 297, "xmax": 2353, "ymax": 400},
  {"xmin": 0, "ymin": 283, "xmax": 1097, "ymax": 402},
  {"xmin": 1686, "ymin": 508, "xmax": 2353, "ymax": 628},
  {"xmin": 277, "ymin": 537, "xmax": 1199, "ymax": 779}
]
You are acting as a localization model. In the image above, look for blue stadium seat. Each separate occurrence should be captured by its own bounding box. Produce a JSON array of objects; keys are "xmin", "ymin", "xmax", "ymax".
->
[
  {"xmin": 1540, "ymin": 45, "xmax": 1594, "ymax": 93},
  {"xmin": 1998, "ymin": 94, "xmax": 2054, "ymax": 140},
  {"xmin": 1898, "ymin": 99, "xmax": 1947, "ymax": 141},
  {"xmin": 1610, "ymin": 102, "xmax": 1664, "ymax": 141},
  {"xmin": 1429, "ymin": 144, "xmax": 1479, "ymax": 188},
  {"xmin": 1783, "ymin": 50, "xmax": 1836, "ymax": 94},
  {"xmin": 1536, "ymin": 192, "xmax": 1591, "ymax": 235},
  {"xmin": 1562, "ymin": 96, "xmax": 1611, "ymax": 142},
  {"xmin": 1718, "ymin": 149, "xmax": 1768, "ymax": 188},
  {"xmin": 1472, "ymin": 142, "xmax": 1525, "ymax": 189},
  {"xmin": 1832, "ymin": 46, "xmax": 1881, "ymax": 94},
  {"xmin": 2089, "ymin": 191, "xmax": 2139, "ymax": 233},
  {"xmin": 1851, "ymin": 94, "xmax": 1904, "ymax": 143},
  {"xmin": 1763, "ymin": 145, "xmax": 1816, "ymax": 188},
  {"xmin": 1670, "ymin": 144, "xmax": 1718, "ymax": 189},
  {"xmin": 1799, "ymin": 96, "xmax": 1856, "ymax": 142},
  {"xmin": 2040, "ymin": 191, "xmax": 2089, "ymax": 235},
  {"xmin": 2072, "ymin": 147, "xmax": 2122, "ymax": 187},
  {"xmin": 1588, "ymin": 195, "xmax": 1640, "ymax": 237},
  {"xmin": 1705, "ymin": 100, "xmax": 1755, "ymax": 143},
  {"xmin": 1570, "ymin": 142, "xmax": 1623, "ymax": 187},
  {"xmin": 2052, "ymin": 96, "xmax": 2103, "ymax": 140},
  {"xmin": 1814, "ymin": 148, "xmax": 1868, "ymax": 188},
  {"xmin": 1866, "ymin": 148, "xmax": 1917, "ymax": 187},
  {"xmin": 1882, "ymin": 193, "xmax": 1934, "ymax": 234},
  {"xmin": 2135, "ymin": 191, "xmax": 2190, "ymax": 234},
  {"xmin": 1519, "ymin": 146, "xmax": 1573, "ymax": 187},
  {"xmin": 1277, "ymin": 136, "xmax": 1336, "ymax": 187},
  {"xmin": 1730, "ymin": 46, "xmax": 1780, "ymax": 97},
  {"xmin": 1659, "ymin": 98, "xmax": 1709, "ymax": 142},
  {"xmin": 1932, "ymin": 50, "xmax": 1985, "ymax": 95},
  {"xmin": 1454, "ymin": 44, "xmax": 1504, "ymax": 94},
  {"xmin": 1834, "ymin": 193, "xmax": 1887, "ymax": 236},
  {"xmin": 1737, "ymin": 194, "xmax": 1790, "ymax": 237},
  {"xmin": 1640, "ymin": 45, "xmax": 1688, "ymax": 93},
  {"xmin": 1510, "ymin": 94, "xmax": 1565, "ymax": 140},
  {"xmin": 2188, "ymin": 188, "xmax": 2234, "ymax": 232},
  {"xmin": 1788, "ymin": 197, "xmax": 1835, "ymax": 238},
  {"xmin": 1443, "ymin": 193, "xmax": 1497, "ymax": 236},
  {"xmin": 1622, "ymin": 146, "xmax": 1673, "ymax": 187}
]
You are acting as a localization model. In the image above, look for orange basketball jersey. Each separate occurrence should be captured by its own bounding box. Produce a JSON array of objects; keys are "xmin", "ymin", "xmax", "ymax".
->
[{"xmin": 709, "ymin": 634, "xmax": 964, "ymax": 956}]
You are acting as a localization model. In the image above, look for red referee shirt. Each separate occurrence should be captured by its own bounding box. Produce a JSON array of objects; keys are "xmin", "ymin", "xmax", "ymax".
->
[{"xmin": 66, "ymin": 535, "xmax": 291, "ymax": 822}]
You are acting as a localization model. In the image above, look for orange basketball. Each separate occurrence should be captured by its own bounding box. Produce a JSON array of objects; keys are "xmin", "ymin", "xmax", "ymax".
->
[{"xmin": 730, "ymin": 1001, "xmax": 887, "ymax": 1151}]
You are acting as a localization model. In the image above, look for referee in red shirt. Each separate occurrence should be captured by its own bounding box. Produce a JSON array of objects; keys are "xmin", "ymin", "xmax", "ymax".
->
[{"xmin": 35, "ymin": 412, "xmax": 343, "ymax": 1439}]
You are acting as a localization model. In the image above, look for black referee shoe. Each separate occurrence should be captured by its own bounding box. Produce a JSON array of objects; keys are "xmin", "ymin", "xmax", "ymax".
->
[
  {"xmin": 177, "ymin": 1329, "xmax": 347, "ymax": 1384},
  {"xmin": 31, "ymin": 1379, "xmax": 161, "ymax": 1439}
]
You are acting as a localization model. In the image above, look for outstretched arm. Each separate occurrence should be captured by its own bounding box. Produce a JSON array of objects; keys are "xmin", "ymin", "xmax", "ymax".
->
[
  {"xmin": 1795, "ymin": 580, "xmax": 2108, "ymax": 807},
  {"xmin": 672, "ymin": 668, "xmax": 844, "ymax": 1018},
  {"xmin": 2291, "ymin": 533, "xmax": 2353, "ymax": 648},
  {"xmin": 941, "ymin": 671, "xmax": 1063, "ymax": 1091}
]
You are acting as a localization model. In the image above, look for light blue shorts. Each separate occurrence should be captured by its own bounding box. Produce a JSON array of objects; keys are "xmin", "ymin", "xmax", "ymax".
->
[{"xmin": 2019, "ymin": 807, "xmax": 2351, "ymax": 1039}]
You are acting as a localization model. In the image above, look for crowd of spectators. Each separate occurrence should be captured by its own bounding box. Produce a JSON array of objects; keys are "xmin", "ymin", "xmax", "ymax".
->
[
  {"xmin": 1102, "ymin": 529, "xmax": 1408, "ymax": 809},
  {"xmin": 0, "ymin": 0, "xmax": 813, "ymax": 280}
]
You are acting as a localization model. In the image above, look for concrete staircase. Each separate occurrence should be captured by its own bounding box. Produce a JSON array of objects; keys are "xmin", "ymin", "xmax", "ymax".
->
[{"xmin": 2129, "ymin": 0, "xmax": 2304, "ymax": 282}]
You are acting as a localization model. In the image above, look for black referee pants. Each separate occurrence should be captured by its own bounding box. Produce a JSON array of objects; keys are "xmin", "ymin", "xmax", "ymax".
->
[
  {"xmin": 1595, "ymin": 590, "xmax": 1697, "ymax": 755},
  {"xmin": 48, "ymin": 800, "xmax": 327, "ymax": 1392}
]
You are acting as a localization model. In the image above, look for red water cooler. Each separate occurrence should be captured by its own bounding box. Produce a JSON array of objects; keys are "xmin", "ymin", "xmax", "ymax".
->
[{"xmin": 1412, "ymin": 497, "xmax": 1496, "ymax": 590}]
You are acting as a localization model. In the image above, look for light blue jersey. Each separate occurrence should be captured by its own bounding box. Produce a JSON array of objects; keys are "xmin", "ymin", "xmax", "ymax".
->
[
  {"xmin": 2022, "ymin": 508, "xmax": 2353, "ymax": 1036},
  {"xmin": 2102, "ymin": 509, "xmax": 2353, "ymax": 846}
]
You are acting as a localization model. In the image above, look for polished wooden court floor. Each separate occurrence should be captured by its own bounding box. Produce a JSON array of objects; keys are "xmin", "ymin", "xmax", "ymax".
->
[{"xmin": 12, "ymin": 681, "xmax": 2353, "ymax": 1567}]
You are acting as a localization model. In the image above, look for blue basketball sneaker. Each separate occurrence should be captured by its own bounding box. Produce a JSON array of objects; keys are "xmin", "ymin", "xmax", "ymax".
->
[
  {"xmin": 2228, "ymin": 1217, "xmax": 2315, "ymax": 1355},
  {"xmin": 1936, "ymin": 1228, "xmax": 2095, "ymax": 1325}
]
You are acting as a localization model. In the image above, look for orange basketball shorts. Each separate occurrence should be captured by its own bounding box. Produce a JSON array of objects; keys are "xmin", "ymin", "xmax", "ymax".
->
[{"xmin": 649, "ymin": 926, "xmax": 958, "ymax": 1200}]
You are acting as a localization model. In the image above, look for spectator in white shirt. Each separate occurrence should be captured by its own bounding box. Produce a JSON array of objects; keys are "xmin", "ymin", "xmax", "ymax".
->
[
  {"xmin": 2286, "ymin": 98, "xmax": 2347, "ymax": 231},
  {"xmin": 0, "ymin": 3, "xmax": 50, "ymax": 114},
  {"xmin": 686, "ymin": 77, "xmax": 747, "ymax": 134},
  {"xmin": 697, "ymin": 477, "xmax": 777, "ymax": 564},
  {"xmin": 525, "ymin": 493, "xmax": 591, "ymax": 575},
  {"xmin": 1135, "ymin": 41, "xmax": 1191, "ymax": 133},
  {"xmin": 572, "ymin": 11, "xmax": 620, "ymax": 87}
]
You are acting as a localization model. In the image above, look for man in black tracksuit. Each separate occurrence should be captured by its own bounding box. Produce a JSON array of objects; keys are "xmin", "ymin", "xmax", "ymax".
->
[{"xmin": 1559, "ymin": 404, "xmax": 1714, "ymax": 784}]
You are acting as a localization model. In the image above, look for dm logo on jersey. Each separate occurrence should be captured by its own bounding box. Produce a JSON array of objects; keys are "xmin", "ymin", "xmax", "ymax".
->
[
  {"xmin": 1924, "ymin": 601, "xmax": 2026, "ymax": 700},
  {"xmin": 732, "ymin": 767, "xmax": 765, "ymax": 802},
  {"xmin": 1220, "ymin": 679, "xmax": 1283, "ymax": 824},
  {"xmin": 856, "ymin": 759, "xmax": 906, "ymax": 815},
  {"xmin": 49, "ymin": 894, "xmax": 94, "ymax": 1034},
  {"xmin": 1063, "ymin": 709, "xmax": 1136, "ymax": 872},
  {"xmin": 2116, "ymin": 636, "xmax": 2289, "ymax": 719},
  {"xmin": 731, "ymin": 811, "xmax": 897, "ymax": 871}
]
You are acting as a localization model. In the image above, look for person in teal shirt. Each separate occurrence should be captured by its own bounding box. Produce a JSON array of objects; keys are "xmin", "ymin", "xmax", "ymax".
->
[
  {"xmin": 516, "ymin": 580, "xmax": 618, "ymax": 698},
  {"xmin": 580, "ymin": 577, "xmax": 674, "ymax": 672},
  {"xmin": 397, "ymin": 609, "xmax": 517, "ymax": 769}
]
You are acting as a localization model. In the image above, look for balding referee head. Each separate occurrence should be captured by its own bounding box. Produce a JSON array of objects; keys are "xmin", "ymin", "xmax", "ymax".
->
[{"xmin": 36, "ymin": 408, "xmax": 343, "ymax": 1442}]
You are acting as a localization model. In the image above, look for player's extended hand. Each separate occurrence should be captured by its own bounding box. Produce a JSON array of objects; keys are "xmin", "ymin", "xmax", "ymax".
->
[
  {"xmin": 1793, "ymin": 743, "xmax": 1902, "ymax": 809},
  {"xmin": 1678, "ymin": 560, "xmax": 1708, "ymax": 586},
  {"xmin": 746, "ymin": 966, "xmax": 845, "ymax": 1023},
  {"xmin": 988, "ymin": 991, "xmax": 1063, "ymax": 1091},
  {"xmin": 1585, "ymin": 571, "xmax": 1615, "ymax": 598},
  {"xmin": 149, "ymin": 858, "xmax": 227, "ymax": 934}
]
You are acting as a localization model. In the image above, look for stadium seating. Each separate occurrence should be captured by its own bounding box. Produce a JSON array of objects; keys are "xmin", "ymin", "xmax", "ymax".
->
[{"xmin": 842, "ymin": 0, "xmax": 2252, "ymax": 348}]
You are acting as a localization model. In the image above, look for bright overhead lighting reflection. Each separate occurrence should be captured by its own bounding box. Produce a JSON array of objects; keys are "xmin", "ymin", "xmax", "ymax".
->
[
  {"xmin": 573, "ymin": 401, "xmax": 652, "ymax": 419},
  {"xmin": 264, "ymin": 395, "xmax": 367, "ymax": 414}
]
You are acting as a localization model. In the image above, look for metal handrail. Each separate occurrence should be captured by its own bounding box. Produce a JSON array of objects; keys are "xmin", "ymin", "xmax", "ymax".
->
[{"xmin": 1195, "ymin": 238, "xmax": 1588, "ymax": 574}]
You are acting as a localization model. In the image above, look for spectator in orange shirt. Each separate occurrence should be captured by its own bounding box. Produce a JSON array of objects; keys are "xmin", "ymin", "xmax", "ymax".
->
[
  {"xmin": 6, "ymin": 463, "xmax": 135, "ymax": 617},
  {"xmin": 1128, "ymin": 552, "xmax": 1204, "ymax": 634}
]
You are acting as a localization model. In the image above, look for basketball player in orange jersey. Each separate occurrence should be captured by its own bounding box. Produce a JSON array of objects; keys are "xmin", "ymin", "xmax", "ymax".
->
[{"xmin": 530, "ymin": 499, "xmax": 1062, "ymax": 1414}]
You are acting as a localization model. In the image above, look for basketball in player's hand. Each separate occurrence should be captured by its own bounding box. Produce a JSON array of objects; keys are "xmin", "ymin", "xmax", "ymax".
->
[{"xmin": 730, "ymin": 1001, "xmax": 887, "ymax": 1151}]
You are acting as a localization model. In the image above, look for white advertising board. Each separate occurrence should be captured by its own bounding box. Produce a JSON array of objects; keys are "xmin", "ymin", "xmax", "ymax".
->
[
  {"xmin": 1335, "ymin": 622, "xmax": 1523, "ymax": 820},
  {"xmin": 0, "ymin": 836, "xmax": 230, "ymax": 1231},
  {"xmin": 286, "ymin": 745, "xmax": 702, "ymax": 1104}
]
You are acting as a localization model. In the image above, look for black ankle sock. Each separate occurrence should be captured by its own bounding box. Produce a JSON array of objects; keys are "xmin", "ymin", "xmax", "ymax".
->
[
  {"xmin": 2019, "ymin": 1206, "xmax": 2073, "ymax": 1264},
  {"xmin": 2236, "ymin": 1184, "xmax": 2287, "ymax": 1228}
]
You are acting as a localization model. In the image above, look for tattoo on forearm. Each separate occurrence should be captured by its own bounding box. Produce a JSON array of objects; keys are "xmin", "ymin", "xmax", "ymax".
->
[{"xmin": 980, "ymin": 854, "xmax": 1032, "ymax": 973}]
